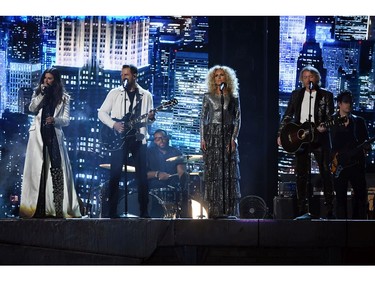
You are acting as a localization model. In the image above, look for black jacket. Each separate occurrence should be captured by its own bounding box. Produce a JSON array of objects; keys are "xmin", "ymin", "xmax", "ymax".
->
[{"xmin": 278, "ymin": 86, "xmax": 334, "ymax": 145}]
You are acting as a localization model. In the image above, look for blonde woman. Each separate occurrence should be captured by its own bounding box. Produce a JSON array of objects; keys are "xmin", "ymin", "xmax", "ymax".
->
[{"xmin": 200, "ymin": 65, "xmax": 241, "ymax": 219}]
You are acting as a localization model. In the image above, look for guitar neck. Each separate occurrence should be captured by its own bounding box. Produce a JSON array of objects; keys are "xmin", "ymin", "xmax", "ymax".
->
[
  {"xmin": 128, "ymin": 105, "xmax": 163, "ymax": 125},
  {"xmin": 124, "ymin": 99, "xmax": 177, "ymax": 126},
  {"xmin": 323, "ymin": 116, "xmax": 347, "ymax": 128}
]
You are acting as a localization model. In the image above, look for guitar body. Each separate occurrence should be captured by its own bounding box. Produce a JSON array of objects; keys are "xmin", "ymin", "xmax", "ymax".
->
[
  {"xmin": 280, "ymin": 122, "xmax": 315, "ymax": 153},
  {"xmin": 100, "ymin": 99, "xmax": 178, "ymax": 151},
  {"xmin": 330, "ymin": 136, "xmax": 375, "ymax": 178},
  {"xmin": 280, "ymin": 116, "xmax": 348, "ymax": 154},
  {"xmin": 100, "ymin": 115, "xmax": 135, "ymax": 151}
]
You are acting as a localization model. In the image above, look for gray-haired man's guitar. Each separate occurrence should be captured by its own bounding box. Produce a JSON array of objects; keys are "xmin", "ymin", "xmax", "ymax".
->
[{"xmin": 280, "ymin": 116, "xmax": 348, "ymax": 153}]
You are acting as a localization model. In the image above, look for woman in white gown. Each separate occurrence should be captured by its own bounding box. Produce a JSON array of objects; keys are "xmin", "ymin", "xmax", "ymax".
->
[{"xmin": 19, "ymin": 67, "xmax": 82, "ymax": 218}]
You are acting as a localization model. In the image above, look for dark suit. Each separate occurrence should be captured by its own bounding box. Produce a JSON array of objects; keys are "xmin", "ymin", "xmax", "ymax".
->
[{"xmin": 279, "ymin": 86, "xmax": 334, "ymax": 216}]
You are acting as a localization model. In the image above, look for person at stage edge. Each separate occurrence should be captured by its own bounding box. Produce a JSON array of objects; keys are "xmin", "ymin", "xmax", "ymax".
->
[
  {"xmin": 277, "ymin": 65, "xmax": 334, "ymax": 219},
  {"xmin": 329, "ymin": 90, "xmax": 370, "ymax": 219},
  {"xmin": 147, "ymin": 129, "xmax": 189, "ymax": 218},
  {"xmin": 200, "ymin": 65, "xmax": 241, "ymax": 219},
  {"xmin": 20, "ymin": 67, "xmax": 82, "ymax": 218},
  {"xmin": 98, "ymin": 64, "xmax": 155, "ymax": 218}
]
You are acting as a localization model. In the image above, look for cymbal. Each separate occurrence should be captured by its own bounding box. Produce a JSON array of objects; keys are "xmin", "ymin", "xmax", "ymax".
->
[
  {"xmin": 189, "ymin": 171, "xmax": 203, "ymax": 176},
  {"xmin": 99, "ymin": 164, "xmax": 136, "ymax": 173},
  {"xmin": 166, "ymin": 154, "xmax": 203, "ymax": 163}
]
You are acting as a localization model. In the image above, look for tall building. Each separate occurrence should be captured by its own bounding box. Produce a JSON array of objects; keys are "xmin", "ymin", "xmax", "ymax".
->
[
  {"xmin": 295, "ymin": 17, "xmax": 327, "ymax": 88},
  {"xmin": 0, "ymin": 50, "xmax": 6, "ymax": 116},
  {"xmin": 8, "ymin": 62, "xmax": 41, "ymax": 112},
  {"xmin": 40, "ymin": 16, "xmax": 58, "ymax": 70},
  {"xmin": 322, "ymin": 41, "xmax": 360, "ymax": 96},
  {"xmin": 56, "ymin": 16, "xmax": 150, "ymax": 71},
  {"xmin": 169, "ymin": 50, "xmax": 208, "ymax": 155},
  {"xmin": 0, "ymin": 17, "xmax": 42, "ymax": 113},
  {"xmin": 6, "ymin": 16, "xmax": 41, "ymax": 63},
  {"xmin": 279, "ymin": 16, "xmax": 306, "ymax": 94},
  {"xmin": 335, "ymin": 16, "xmax": 369, "ymax": 41}
]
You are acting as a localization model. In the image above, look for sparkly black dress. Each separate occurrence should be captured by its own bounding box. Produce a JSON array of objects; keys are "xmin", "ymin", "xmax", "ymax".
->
[{"xmin": 200, "ymin": 92, "xmax": 241, "ymax": 218}]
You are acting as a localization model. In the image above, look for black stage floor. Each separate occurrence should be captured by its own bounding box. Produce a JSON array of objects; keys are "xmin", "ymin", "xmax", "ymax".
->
[{"xmin": 1, "ymin": 217, "xmax": 375, "ymax": 265}]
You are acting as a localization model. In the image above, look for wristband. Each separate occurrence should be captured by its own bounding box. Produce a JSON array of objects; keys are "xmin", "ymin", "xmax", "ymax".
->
[{"xmin": 155, "ymin": 171, "xmax": 159, "ymax": 178}]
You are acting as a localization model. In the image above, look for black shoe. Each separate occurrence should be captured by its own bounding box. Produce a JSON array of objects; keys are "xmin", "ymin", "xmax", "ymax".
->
[
  {"xmin": 211, "ymin": 215, "xmax": 228, "ymax": 219},
  {"xmin": 294, "ymin": 212, "xmax": 319, "ymax": 220},
  {"xmin": 321, "ymin": 213, "xmax": 336, "ymax": 220},
  {"xmin": 109, "ymin": 214, "xmax": 121, "ymax": 219}
]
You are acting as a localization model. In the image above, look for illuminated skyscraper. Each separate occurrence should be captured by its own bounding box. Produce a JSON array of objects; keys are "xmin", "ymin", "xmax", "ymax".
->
[
  {"xmin": 170, "ymin": 50, "xmax": 208, "ymax": 155},
  {"xmin": 279, "ymin": 16, "xmax": 306, "ymax": 94},
  {"xmin": 2, "ymin": 17, "xmax": 42, "ymax": 113},
  {"xmin": 56, "ymin": 16, "xmax": 150, "ymax": 70},
  {"xmin": 322, "ymin": 41, "xmax": 360, "ymax": 96},
  {"xmin": 335, "ymin": 16, "xmax": 369, "ymax": 41},
  {"xmin": 9, "ymin": 62, "xmax": 41, "ymax": 112},
  {"xmin": 40, "ymin": 16, "xmax": 58, "ymax": 70},
  {"xmin": 7, "ymin": 17, "xmax": 41, "ymax": 63},
  {"xmin": 0, "ymin": 50, "xmax": 6, "ymax": 116}
]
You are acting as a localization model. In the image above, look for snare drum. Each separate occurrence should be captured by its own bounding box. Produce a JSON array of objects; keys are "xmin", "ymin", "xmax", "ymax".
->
[
  {"xmin": 117, "ymin": 192, "xmax": 165, "ymax": 218},
  {"xmin": 150, "ymin": 186, "xmax": 177, "ymax": 204}
]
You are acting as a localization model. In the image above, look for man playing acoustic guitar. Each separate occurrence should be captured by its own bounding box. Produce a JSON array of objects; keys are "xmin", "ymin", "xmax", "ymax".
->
[
  {"xmin": 329, "ymin": 90, "xmax": 371, "ymax": 219},
  {"xmin": 277, "ymin": 65, "xmax": 335, "ymax": 219}
]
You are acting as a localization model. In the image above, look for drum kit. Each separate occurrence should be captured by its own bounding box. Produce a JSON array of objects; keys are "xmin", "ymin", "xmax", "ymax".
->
[{"xmin": 98, "ymin": 154, "xmax": 207, "ymax": 219}]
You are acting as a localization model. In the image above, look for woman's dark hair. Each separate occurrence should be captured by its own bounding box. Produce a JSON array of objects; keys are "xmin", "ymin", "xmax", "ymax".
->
[{"xmin": 36, "ymin": 67, "xmax": 66, "ymax": 107}]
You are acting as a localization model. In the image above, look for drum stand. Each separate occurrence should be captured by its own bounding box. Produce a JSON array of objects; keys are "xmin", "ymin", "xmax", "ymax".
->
[
  {"xmin": 186, "ymin": 161, "xmax": 205, "ymax": 219},
  {"xmin": 171, "ymin": 184, "xmax": 182, "ymax": 219}
]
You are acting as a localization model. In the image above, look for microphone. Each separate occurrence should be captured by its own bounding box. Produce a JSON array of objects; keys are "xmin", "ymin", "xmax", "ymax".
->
[
  {"xmin": 123, "ymin": 78, "xmax": 128, "ymax": 90},
  {"xmin": 309, "ymin": 81, "xmax": 314, "ymax": 90},
  {"xmin": 220, "ymin": 82, "xmax": 226, "ymax": 92},
  {"xmin": 41, "ymin": 83, "xmax": 51, "ymax": 95}
]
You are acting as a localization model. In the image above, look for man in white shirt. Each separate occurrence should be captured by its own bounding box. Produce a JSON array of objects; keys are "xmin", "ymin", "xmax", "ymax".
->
[{"xmin": 99, "ymin": 64, "xmax": 155, "ymax": 218}]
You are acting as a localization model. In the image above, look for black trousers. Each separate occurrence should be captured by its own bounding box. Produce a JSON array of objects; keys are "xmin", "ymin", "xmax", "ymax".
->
[
  {"xmin": 108, "ymin": 140, "xmax": 148, "ymax": 217},
  {"xmin": 295, "ymin": 143, "xmax": 334, "ymax": 214},
  {"xmin": 334, "ymin": 163, "xmax": 368, "ymax": 219}
]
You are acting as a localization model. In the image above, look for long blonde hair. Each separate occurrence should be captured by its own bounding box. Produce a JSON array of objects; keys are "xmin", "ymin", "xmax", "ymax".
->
[{"xmin": 205, "ymin": 65, "xmax": 239, "ymax": 97}]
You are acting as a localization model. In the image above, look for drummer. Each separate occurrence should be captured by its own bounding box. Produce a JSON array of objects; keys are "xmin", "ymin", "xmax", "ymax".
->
[{"xmin": 146, "ymin": 129, "xmax": 189, "ymax": 217}]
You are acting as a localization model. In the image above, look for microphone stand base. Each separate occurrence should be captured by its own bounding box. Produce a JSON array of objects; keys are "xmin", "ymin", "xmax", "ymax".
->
[
  {"xmin": 211, "ymin": 215, "xmax": 237, "ymax": 220},
  {"xmin": 119, "ymin": 212, "xmax": 138, "ymax": 218}
]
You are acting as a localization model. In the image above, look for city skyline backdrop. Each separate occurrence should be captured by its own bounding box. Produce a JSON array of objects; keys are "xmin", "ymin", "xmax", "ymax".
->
[{"xmin": 1, "ymin": 16, "xmax": 375, "ymax": 217}]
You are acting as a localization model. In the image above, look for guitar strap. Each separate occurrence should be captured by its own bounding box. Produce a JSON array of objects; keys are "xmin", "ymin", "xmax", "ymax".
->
[
  {"xmin": 128, "ymin": 89, "xmax": 136, "ymax": 112},
  {"xmin": 351, "ymin": 113, "xmax": 358, "ymax": 143},
  {"xmin": 133, "ymin": 91, "xmax": 143, "ymax": 118}
]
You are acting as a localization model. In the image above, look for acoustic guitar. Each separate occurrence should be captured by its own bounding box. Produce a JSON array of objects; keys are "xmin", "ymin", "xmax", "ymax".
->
[{"xmin": 280, "ymin": 116, "xmax": 347, "ymax": 153}]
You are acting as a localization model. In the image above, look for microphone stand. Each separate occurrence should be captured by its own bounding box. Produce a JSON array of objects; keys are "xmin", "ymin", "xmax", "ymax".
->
[
  {"xmin": 121, "ymin": 81, "xmax": 131, "ymax": 218},
  {"xmin": 220, "ymin": 85, "xmax": 227, "ymax": 218},
  {"xmin": 305, "ymin": 82, "xmax": 314, "ymax": 219},
  {"xmin": 198, "ymin": 171, "xmax": 205, "ymax": 219}
]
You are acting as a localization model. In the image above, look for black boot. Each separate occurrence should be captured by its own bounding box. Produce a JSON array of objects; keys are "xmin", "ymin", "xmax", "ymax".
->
[{"xmin": 50, "ymin": 167, "xmax": 64, "ymax": 218}]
